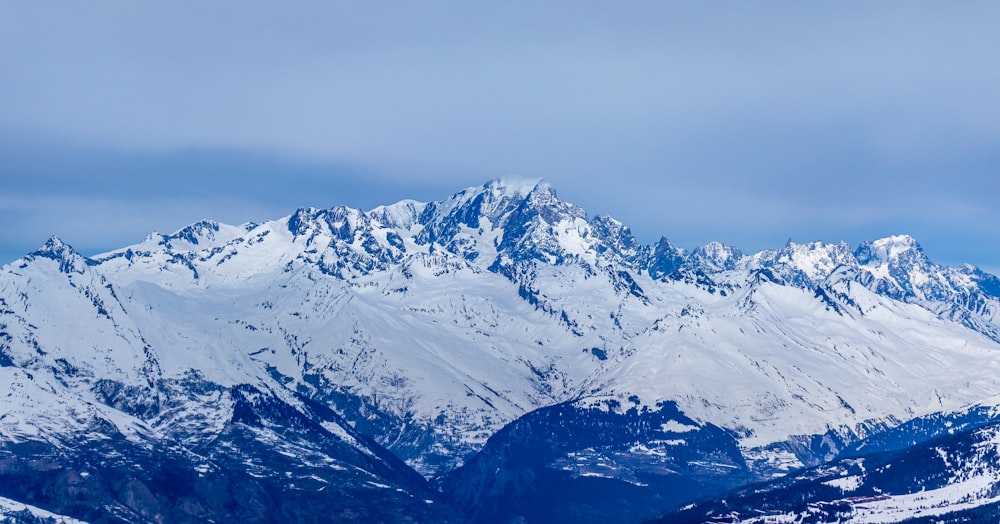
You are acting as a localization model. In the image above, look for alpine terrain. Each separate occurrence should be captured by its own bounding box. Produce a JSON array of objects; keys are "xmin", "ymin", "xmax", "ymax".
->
[{"xmin": 2, "ymin": 178, "xmax": 1000, "ymax": 523}]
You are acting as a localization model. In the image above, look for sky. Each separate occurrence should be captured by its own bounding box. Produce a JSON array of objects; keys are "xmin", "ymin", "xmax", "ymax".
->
[{"xmin": 2, "ymin": 2, "xmax": 999, "ymax": 274}]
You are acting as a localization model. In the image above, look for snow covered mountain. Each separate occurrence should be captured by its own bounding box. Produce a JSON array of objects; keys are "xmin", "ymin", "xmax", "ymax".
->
[{"xmin": 2, "ymin": 178, "xmax": 1000, "ymax": 523}]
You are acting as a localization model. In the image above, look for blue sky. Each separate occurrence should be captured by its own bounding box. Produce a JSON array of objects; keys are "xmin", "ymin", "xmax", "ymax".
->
[{"xmin": 2, "ymin": 2, "xmax": 999, "ymax": 274}]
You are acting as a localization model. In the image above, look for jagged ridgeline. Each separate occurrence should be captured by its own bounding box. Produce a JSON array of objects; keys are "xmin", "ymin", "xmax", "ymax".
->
[{"xmin": 2, "ymin": 178, "xmax": 1000, "ymax": 523}]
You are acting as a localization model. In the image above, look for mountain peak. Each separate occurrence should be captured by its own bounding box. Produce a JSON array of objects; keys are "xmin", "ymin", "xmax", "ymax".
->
[
  {"xmin": 484, "ymin": 177, "xmax": 545, "ymax": 199},
  {"xmin": 855, "ymin": 234, "xmax": 925, "ymax": 266},
  {"xmin": 687, "ymin": 241, "xmax": 743, "ymax": 272},
  {"xmin": 165, "ymin": 220, "xmax": 220, "ymax": 245},
  {"xmin": 27, "ymin": 236, "xmax": 88, "ymax": 273},
  {"xmin": 648, "ymin": 237, "xmax": 686, "ymax": 278},
  {"xmin": 38, "ymin": 235, "xmax": 69, "ymax": 252},
  {"xmin": 762, "ymin": 240, "xmax": 856, "ymax": 283},
  {"xmin": 368, "ymin": 199, "xmax": 427, "ymax": 230},
  {"xmin": 31, "ymin": 235, "xmax": 79, "ymax": 259},
  {"xmin": 871, "ymin": 234, "xmax": 921, "ymax": 253}
]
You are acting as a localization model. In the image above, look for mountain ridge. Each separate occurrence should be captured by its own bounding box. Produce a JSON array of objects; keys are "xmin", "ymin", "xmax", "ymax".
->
[{"xmin": 2, "ymin": 178, "xmax": 1000, "ymax": 523}]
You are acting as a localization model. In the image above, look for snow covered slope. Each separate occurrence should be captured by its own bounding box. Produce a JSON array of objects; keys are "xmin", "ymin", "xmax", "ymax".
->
[
  {"xmin": 0, "ymin": 495, "xmax": 87, "ymax": 524},
  {"xmin": 0, "ymin": 239, "xmax": 459, "ymax": 523},
  {"xmin": 2, "ymin": 178, "xmax": 999, "ymax": 522},
  {"xmin": 656, "ymin": 406, "xmax": 1000, "ymax": 524}
]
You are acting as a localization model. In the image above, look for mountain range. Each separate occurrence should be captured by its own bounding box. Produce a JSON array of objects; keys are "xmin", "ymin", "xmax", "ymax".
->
[{"xmin": 2, "ymin": 178, "xmax": 999, "ymax": 523}]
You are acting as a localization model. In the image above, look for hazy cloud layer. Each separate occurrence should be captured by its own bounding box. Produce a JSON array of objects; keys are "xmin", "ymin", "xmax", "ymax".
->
[{"xmin": 2, "ymin": 2, "xmax": 999, "ymax": 269}]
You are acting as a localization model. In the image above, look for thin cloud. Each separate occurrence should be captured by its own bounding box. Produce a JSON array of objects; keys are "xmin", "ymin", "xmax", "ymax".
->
[{"xmin": 2, "ymin": 2, "xmax": 999, "ymax": 269}]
